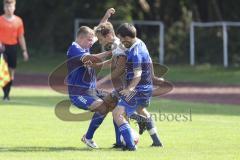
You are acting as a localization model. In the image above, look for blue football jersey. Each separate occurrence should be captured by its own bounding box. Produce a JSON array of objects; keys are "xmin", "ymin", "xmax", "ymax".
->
[
  {"xmin": 66, "ymin": 42, "xmax": 96, "ymax": 95},
  {"xmin": 125, "ymin": 39, "xmax": 153, "ymax": 91}
]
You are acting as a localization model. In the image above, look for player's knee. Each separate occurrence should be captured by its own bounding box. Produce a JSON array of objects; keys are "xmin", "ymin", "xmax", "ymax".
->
[
  {"xmin": 102, "ymin": 94, "xmax": 118, "ymax": 112},
  {"xmin": 91, "ymin": 101, "xmax": 109, "ymax": 115},
  {"xmin": 89, "ymin": 99, "xmax": 103, "ymax": 109}
]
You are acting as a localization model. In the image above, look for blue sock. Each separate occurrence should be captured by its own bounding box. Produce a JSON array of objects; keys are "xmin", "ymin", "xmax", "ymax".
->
[
  {"xmin": 119, "ymin": 123, "xmax": 135, "ymax": 149},
  {"xmin": 146, "ymin": 117, "xmax": 161, "ymax": 145},
  {"xmin": 86, "ymin": 112, "xmax": 105, "ymax": 139},
  {"xmin": 113, "ymin": 121, "xmax": 121, "ymax": 145}
]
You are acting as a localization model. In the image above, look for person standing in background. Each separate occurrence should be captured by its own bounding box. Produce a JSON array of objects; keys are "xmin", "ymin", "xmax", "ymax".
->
[{"xmin": 0, "ymin": 0, "xmax": 29, "ymax": 101}]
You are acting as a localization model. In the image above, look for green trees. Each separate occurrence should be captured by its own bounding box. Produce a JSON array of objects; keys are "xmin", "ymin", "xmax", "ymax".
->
[{"xmin": 1, "ymin": 0, "xmax": 238, "ymax": 64}]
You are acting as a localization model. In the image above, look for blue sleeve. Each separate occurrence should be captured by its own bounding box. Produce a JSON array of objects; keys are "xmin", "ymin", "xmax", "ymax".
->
[
  {"xmin": 131, "ymin": 50, "xmax": 142, "ymax": 70},
  {"xmin": 67, "ymin": 46, "xmax": 88, "ymax": 60}
]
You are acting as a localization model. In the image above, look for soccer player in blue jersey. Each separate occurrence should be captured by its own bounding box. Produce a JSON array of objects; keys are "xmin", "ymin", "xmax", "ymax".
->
[
  {"xmin": 111, "ymin": 23, "xmax": 163, "ymax": 150},
  {"xmin": 94, "ymin": 23, "xmax": 163, "ymax": 148},
  {"xmin": 67, "ymin": 8, "xmax": 123, "ymax": 149},
  {"xmin": 67, "ymin": 26, "xmax": 113, "ymax": 148},
  {"xmin": 93, "ymin": 19, "xmax": 150, "ymax": 149}
]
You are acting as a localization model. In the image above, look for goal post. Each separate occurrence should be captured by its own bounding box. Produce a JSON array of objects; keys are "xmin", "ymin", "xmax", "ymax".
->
[
  {"xmin": 190, "ymin": 21, "xmax": 240, "ymax": 67},
  {"xmin": 74, "ymin": 19, "xmax": 165, "ymax": 64}
]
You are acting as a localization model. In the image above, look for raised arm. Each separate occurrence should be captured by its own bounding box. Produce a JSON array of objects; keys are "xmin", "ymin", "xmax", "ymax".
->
[{"xmin": 100, "ymin": 8, "xmax": 115, "ymax": 24}]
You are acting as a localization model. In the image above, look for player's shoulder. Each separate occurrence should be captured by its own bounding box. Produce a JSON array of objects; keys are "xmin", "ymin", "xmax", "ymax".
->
[
  {"xmin": 14, "ymin": 15, "xmax": 22, "ymax": 21},
  {"xmin": 112, "ymin": 37, "xmax": 127, "ymax": 57},
  {"xmin": 129, "ymin": 38, "xmax": 142, "ymax": 50},
  {"xmin": 112, "ymin": 37, "xmax": 123, "ymax": 49},
  {"xmin": 128, "ymin": 38, "xmax": 141, "ymax": 54},
  {"xmin": 135, "ymin": 39, "xmax": 148, "ymax": 51},
  {"xmin": 14, "ymin": 15, "xmax": 23, "ymax": 24},
  {"xmin": 70, "ymin": 42, "xmax": 86, "ymax": 51},
  {"xmin": 128, "ymin": 38, "xmax": 149, "ymax": 57},
  {"xmin": 135, "ymin": 38, "xmax": 146, "ymax": 48},
  {"xmin": 67, "ymin": 42, "xmax": 89, "ymax": 56}
]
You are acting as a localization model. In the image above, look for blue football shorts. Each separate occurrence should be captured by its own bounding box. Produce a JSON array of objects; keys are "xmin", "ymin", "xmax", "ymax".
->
[
  {"xmin": 116, "ymin": 90, "xmax": 152, "ymax": 117},
  {"xmin": 69, "ymin": 89, "xmax": 106, "ymax": 110}
]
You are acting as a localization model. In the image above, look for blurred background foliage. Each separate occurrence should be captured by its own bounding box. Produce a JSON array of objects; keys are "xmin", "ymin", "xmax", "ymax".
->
[{"xmin": 0, "ymin": 0, "xmax": 240, "ymax": 65}]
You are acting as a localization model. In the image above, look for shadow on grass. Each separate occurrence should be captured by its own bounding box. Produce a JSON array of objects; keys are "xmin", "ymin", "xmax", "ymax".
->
[{"xmin": 0, "ymin": 146, "xmax": 122, "ymax": 152}]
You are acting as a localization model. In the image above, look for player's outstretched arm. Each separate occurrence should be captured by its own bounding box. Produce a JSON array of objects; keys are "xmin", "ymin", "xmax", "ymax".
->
[
  {"xmin": 89, "ymin": 59, "xmax": 112, "ymax": 69},
  {"xmin": 94, "ymin": 51, "xmax": 112, "ymax": 59},
  {"xmin": 100, "ymin": 8, "xmax": 115, "ymax": 24},
  {"xmin": 82, "ymin": 51, "xmax": 112, "ymax": 63}
]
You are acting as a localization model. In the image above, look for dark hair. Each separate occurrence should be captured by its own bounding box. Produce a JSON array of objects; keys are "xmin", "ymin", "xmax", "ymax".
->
[
  {"xmin": 116, "ymin": 23, "xmax": 136, "ymax": 38},
  {"xmin": 94, "ymin": 22, "xmax": 115, "ymax": 37},
  {"xmin": 76, "ymin": 26, "xmax": 94, "ymax": 37}
]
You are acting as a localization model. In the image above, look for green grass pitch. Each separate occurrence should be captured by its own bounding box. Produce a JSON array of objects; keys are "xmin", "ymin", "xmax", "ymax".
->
[{"xmin": 0, "ymin": 88, "xmax": 240, "ymax": 160}]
